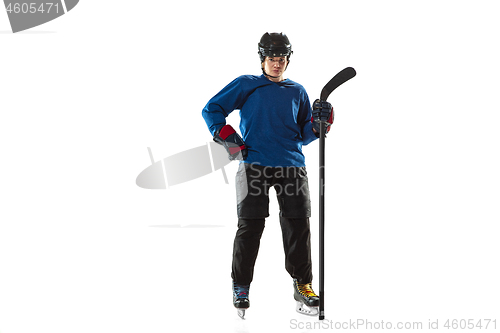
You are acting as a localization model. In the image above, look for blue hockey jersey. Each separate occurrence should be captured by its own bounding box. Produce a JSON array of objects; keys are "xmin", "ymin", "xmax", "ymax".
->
[{"xmin": 202, "ymin": 74, "xmax": 317, "ymax": 167}]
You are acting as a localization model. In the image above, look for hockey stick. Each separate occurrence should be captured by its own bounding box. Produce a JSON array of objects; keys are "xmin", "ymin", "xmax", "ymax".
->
[
  {"xmin": 320, "ymin": 67, "xmax": 357, "ymax": 101},
  {"xmin": 318, "ymin": 67, "xmax": 356, "ymax": 320}
]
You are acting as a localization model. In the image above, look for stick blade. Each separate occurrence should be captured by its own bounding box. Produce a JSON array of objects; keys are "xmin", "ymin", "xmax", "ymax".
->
[{"xmin": 320, "ymin": 67, "xmax": 356, "ymax": 101}]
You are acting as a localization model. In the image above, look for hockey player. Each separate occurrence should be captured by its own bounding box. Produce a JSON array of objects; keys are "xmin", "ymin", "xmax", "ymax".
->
[{"xmin": 202, "ymin": 32, "xmax": 333, "ymax": 319}]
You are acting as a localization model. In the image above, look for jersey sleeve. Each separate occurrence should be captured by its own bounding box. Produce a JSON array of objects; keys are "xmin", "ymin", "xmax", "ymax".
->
[
  {"xmin": 202, "ymin": 76, "xmax": 248, "ymax": 136},
  {"xmin": 298, "ymin": 90, "xmax": 318, "ymax": 146}
]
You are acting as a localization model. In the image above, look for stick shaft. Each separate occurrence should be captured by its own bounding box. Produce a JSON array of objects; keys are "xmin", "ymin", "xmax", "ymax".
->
[{"xmin": 319, "ymin": 122, "xmax": 326, "ymax": 320}]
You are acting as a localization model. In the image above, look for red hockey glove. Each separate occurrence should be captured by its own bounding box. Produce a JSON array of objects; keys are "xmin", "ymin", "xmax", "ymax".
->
[
  {"xmin": 213, "ymin": 125, "xmax": 248, "ymax": 161},
  {"xmin": 311, "ymin": 99, "xmax": 334, "ymax": 137}
]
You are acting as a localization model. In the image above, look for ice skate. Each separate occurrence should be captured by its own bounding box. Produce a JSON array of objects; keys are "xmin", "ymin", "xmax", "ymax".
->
[
  {"xmin": 233, "ymin": 281, "xmax": 250, "ymax": 319},
  {"xmin": 293, "ymin": 279, "xmax": 319, "ymax": 316}
]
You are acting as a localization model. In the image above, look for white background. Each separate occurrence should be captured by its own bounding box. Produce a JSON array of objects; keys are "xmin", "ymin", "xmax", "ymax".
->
[{"xmin": 1, "ymin": 1, "xmax": 499, "ymax": 332}]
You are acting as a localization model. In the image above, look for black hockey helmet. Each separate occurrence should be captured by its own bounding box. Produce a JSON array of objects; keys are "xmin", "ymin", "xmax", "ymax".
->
[{"xmin": 258, "ymin": 32, "xmax": 293, "ymax": 63}]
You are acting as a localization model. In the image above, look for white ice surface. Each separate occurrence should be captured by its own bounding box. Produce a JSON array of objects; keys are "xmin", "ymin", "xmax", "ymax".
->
[{"xmin": 1, "ymin": 1, "xmax": 499, "ymax": 333}]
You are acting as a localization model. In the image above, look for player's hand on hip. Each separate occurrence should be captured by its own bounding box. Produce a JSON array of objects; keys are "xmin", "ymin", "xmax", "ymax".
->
[{"xmin": 213, "ymin": 125, "xmax": 248, "ymax": 160}]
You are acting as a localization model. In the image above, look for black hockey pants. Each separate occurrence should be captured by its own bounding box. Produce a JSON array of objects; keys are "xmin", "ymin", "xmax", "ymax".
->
[{"xmin": 231, "ymin": 163, "xmax": 313, "ymax": 285}]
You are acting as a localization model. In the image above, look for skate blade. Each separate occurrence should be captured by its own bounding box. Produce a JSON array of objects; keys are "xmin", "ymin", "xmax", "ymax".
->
[
  {"xmin": 237, "ymin": 309, "xmax": 246, "ymax": 319},
  {"xmin": 296, "ymin": 301, "xmax": 319, "ymax": 316}
]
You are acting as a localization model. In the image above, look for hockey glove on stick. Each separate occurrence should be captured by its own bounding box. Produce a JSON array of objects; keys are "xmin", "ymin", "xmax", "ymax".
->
[
  {"xmin": 311, "ymin": 99, "xmax": 334, "ymax": 137},
  {"xmin": 213, "ymin": 125, "xmax": 248, "ymax": 161}
]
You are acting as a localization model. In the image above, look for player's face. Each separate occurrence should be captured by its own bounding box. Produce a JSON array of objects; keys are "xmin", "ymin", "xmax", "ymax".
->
[{"xmin": 262, "ymin": 56, "xmax": 288, "ymax": 81}]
